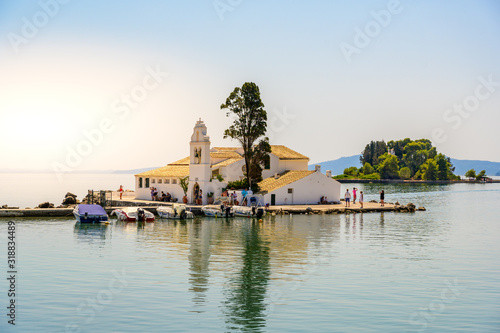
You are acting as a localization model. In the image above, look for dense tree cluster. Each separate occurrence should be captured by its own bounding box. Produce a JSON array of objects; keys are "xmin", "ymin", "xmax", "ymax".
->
[{"xmin": 336, "ymin": 138, "xmax": 460, "ymax": 180}]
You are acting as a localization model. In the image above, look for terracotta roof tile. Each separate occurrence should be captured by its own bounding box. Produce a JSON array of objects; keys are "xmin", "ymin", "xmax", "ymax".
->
[
  {"xmin": 270, "ymin": 145, "xmax": 309, "ymax": 160},
  {"xmin": 258, "ymin": 170, "xmax": 315, "ymax": 193},
  {"xmin": 135, "ymin": 165, "xmax": 189, "ymax": 178},
  {"xmin": 169, "ymin": 156, "xmax": 190, "ymax": 165},
  {"xmin": 212, "ymin": 158, "xmax": 243, "ymax": 169}
]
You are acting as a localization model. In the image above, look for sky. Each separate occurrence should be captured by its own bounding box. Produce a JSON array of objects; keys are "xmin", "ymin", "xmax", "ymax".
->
[{"xmin": 1, "ymin": 0, "xmax": 499, "ymax": 174}]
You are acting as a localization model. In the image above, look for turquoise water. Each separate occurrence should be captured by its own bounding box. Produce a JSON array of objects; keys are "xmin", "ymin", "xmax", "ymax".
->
[{"xmin": 1, "ymin": 183, "xmax": 499, "ymax": 332}]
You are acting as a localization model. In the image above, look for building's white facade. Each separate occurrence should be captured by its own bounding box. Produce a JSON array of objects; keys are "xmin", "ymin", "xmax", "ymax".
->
[{"xmin": 135, "ymin": 119, "xmax": 340, "ymax": 205}]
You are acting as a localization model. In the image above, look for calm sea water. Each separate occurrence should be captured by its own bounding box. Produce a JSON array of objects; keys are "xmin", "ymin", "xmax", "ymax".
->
[
  {"xmin": 1, "ymin": 180, "xmax": 499, "ymax": 332},
  {"xmin": 0, "ymin": 173, "xmax": 135, "ymax": 208}
]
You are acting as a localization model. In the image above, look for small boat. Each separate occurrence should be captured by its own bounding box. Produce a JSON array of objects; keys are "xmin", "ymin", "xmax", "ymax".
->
[
  {"xmin": 73, "ymin": 204, "xmax": 109, "ymax": 223},
  {"xmin": 201, "ymin": 197, "xmax": 233, "ymax": 218},
  {"xmin": 157, "ymin": 203, "xmax": 194, "ymax": 219},
  {"xmin": 111, "ymin": 207, "xmax": 155, "ymax": 222},
  {"xmin": 233, "ymin": 194, "xmax": 266, "ymax": 218}
]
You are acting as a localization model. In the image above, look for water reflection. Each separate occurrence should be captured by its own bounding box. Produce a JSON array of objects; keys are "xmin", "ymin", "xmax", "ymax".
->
[
  {"xmin": 188, "ymin": 221, "xmax": 211, "ymax": 310},
  {"xmin": 223, "ymin": 222, "xmax": 270, "ymax": 332},
  {"xmin": 73, "ymin": 222, "xmax": 110, "ymax": 246}
]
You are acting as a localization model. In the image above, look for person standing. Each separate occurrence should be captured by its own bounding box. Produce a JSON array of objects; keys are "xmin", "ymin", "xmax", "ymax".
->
[
  {"xmin": 118, "ymin": 185, "xmax": 124, "ymax": 200},
  {"xmin": 380, "ymin": 190, "xmax": 385, "ymax": 207},
  {"xmin": 345, "ymin": 189, "xmax": 351, "ymax": 207},
  {"xmin": 232, "ymin": 191, "xmax": 237, "ymax": 205},
  {"xmin": 359, "ymin": 191, "xmax": 364, "ymax": 209},
  {"xmin": 241, "ymin": 188, "xmax": 248, "ymax": 206},
  {"xmin": 353, "ymin": 187, "xmax": 357, "ymax": 204}
]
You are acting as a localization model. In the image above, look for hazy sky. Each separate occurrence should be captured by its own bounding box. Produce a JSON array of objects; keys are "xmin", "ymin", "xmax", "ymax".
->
[{"xmin": 1, "ymin": 0, "xmax": 499, "ymax": 174}]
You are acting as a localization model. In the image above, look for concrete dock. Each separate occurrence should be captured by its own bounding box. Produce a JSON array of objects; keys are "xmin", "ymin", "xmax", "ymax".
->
[{"xmin": 0, "ymin": 198, "xmax": 422, "ymax": 218}]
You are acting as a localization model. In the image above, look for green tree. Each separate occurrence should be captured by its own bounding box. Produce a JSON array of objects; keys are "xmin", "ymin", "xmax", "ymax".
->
[
  {"xmin": 403, "ymin": 142, "xmax": 429, "ymax": 176},
  {"xmin": 377, "ymin": 155, "xmax": 400, "ymax": 179},
  {"xmin": 360, "ymin": 140, "xmax": 387, "ymax": 167},
  {"xmin": 465, "ymin": 169, "xmax": 476, "ymax": 180},
  {"xmin": 421, "ymin": 159, "xmax": 438, "ymax": 180},
  {"xmin": 399, "ymin": 167, "xmax": 411, "ymax": 180},
  {"xmin": 361, "ymin": 162, "xmax": 375, "ymax": 175},
  {"xmin": 221, "ymin": 82, "xmax": 271, "ymax": 189},
  {"xmin": 435, "ymin": 154, "xmax": 449, "ymax": 180},
  {"xmin": 343, "ymin": 166, "xmax": 359, "ymax": 176},
  {"xmin": 475, "ymin": 170, "xmax": 486, "ymax": 181},
  {"xmin": 387, "ymin": 138, "xmax": 411, "ymax": 160}
]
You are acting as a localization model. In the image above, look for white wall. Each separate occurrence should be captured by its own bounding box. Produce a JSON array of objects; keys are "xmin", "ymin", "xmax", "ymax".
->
[
  {"xmin": 278, "ymin": 159, "xmax": 308, "ymax": 172},
  {"xmin": 135, "ymin": 176, "xmax": 185, "ymax": 201},
  {"xmin": 221, "ymin": 159, "xmax": 246, "ymax": 182},
  {"xmin": 262, "ymin": 154, "xmax": 280, "ymax": 179},
  {"xmin": 263, "ymin": 172, "xmax": 341, "ymax": 205}
]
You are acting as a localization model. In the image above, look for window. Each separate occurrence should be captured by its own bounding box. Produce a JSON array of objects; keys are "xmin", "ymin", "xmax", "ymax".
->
[
  {"xmin": 152, "ymin": 179, "xmax": 156, "ymax": 184},
  {"xmin": 288, "ymin": 188, "xmax": 293, "ymax": 194},
  {"xmin": 158, "ymin": 179, "xmax": 162, "ymax": 184},
  {"xmin": 172, "ymin": 179, "xmax": 177, "ymax": 184},
  {"xmin": 139, "ymin": 178, "xmax": 143, "ymax": 188},
  {"xmin": 145, "ymin": 178, "xmax": 150, "ymax": 188},
  {"xmin": 165, "ymin": 179, "xmax": 170, "ymax": 184},
  {"xmin": 264, "ymin": 155, "xmax": 270, "ymax": 170}
]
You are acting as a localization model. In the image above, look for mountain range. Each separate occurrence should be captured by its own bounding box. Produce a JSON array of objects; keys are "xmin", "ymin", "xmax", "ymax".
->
[{"xmin": 309, "ymin": 155, "xmax": 500, "ymax": 176}]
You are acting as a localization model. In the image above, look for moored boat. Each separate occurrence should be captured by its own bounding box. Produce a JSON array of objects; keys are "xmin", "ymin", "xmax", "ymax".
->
[
  {"xmin": 111, "ymin": 207, "xmax": 155, "ymax": 222},
  {"xmin": 233, "ymin": 194, "xmax": 266, "ymax": 218},
  {"xmin": 201, "ymin": 197, "xmax": 233, "ymax": 218},
  {"xmin": 73, "ymin": 204, "xmax": 109, "ymax": 223},
  {"xmin": 157, "ymin": 203, "xmax": 194, "ymax": 219}
]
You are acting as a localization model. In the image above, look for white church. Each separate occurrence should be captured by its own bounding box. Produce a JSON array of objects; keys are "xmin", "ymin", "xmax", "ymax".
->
[{"xmin": 135, "ymin": 119, "xmax": 340, "ymax": 205}]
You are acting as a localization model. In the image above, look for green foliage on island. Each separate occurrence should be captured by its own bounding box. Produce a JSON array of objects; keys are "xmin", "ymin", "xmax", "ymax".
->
[
  {"xmin": 465, "ymin": 169, "xmax": 488, "ymax": 181},
  {"xmin": 337, "ymin": 138, "xmax": 461, "ymax": 180}
]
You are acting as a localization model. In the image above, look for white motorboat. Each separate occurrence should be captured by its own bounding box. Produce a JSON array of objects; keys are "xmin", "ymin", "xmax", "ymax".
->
[
  {"xmin": 201, "ymin": 197, "xmax": 233, "ymax": 218},
  {"xmin": 233, "ymin": 194, "xmax": 266, "ymax": 218},
  {"xmin": 111, "ymin": 207, "xmax": 155, "ymax": 222},
  {"xmin": 157, "ymin": 203, "xmax": 194, "ymax": 219}
]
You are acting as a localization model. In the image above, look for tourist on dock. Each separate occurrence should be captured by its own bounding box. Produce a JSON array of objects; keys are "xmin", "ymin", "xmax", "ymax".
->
[
  {"xmin": 160, "ymin": 191, "xmax": 167, "ymax": 201},
  {"xmin": 359, "ymin": 191, "xmax": 364, "ymax": 208},
  {"xmin": 232, "ymin": 191, "xmax": 237, "ymax": 205},
  {"xmin": 150, "ymin": 187, "xmax": 155, "ymax": 201},
  {"xmin": 345, "ymin": 189, "xmax": 351, "ymax": 207},
  {"xmin": 198, "ymin": 189, "xmax": 203, "ymax": 205},
  {"xmin": 353, "ymin": 187, "xmax": 357, "ymax": 204},
  {"xmin": 380, "ymin": 190, "xmax": 385, "ymax": 207},
  {"xmin": 118, "ymin": 185, "xmax": 124, "ymax": 200},
  {"xmin": 241, "ymin": 188, "xmax": 248, "ymax": 205},
  {"xmin": 166, "ymin": 192, "xmax": 171, "ymax": 202},
  {"xmin": 154, "ymin": 188, "xmax": 159, "ymax": 201}
]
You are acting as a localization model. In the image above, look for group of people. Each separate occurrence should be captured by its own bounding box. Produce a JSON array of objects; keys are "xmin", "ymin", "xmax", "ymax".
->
[
  {"xmin": 344, "ymin": 187, "xmax": 363, "ymax": 208},
  {"xmin": 344, "ymin": 188, "xmax": 385, "ymax": 208},
  {"xmin": 221, "ymin": 188, "xmax": 254, "ymax": 206},
  {"xmin": 150, "ymin": 187, "xmax": 172, "ymax": 202}
]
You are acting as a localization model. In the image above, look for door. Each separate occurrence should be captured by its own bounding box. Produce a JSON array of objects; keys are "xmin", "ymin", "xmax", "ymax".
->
[{"xmin": 271, "ymin": 194, "xmax": 276, "ymax": 206}]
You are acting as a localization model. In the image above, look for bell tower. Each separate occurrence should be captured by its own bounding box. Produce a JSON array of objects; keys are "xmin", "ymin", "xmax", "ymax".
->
[{"xmin": 188, "ymin": 119, "xmax": 211, "ymax": 204}]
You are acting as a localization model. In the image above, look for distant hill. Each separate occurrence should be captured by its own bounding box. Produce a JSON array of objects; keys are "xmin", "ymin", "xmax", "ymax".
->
[
  {"xmin": 449, "ymin": 159, "xmax": 500, "ymax": 176},
  {"xmin": 309, "ymin": 155, "xmax": 500, "ymax": 176},
  {"xmin": 309, "ymin": 155, "xmax": 362, "ymax": 175}
]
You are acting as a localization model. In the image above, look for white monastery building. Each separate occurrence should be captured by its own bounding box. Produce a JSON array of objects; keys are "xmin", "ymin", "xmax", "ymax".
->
[{"xmin": 135, "ymin": 119, "xmax": 340, "ymax": 205}]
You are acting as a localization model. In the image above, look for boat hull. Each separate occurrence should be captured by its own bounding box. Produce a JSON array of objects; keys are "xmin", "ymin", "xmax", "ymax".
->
[
  {"xmin": 112, "ymin": 208, "xmax": 155, "ymax": 222},
  {"xmin": 73, "ymin": 204, "xmax": 109, "ymax": 223},
  {"xmin": 157, "ymin": 204, "xmax": 194, "ymax": 219}
]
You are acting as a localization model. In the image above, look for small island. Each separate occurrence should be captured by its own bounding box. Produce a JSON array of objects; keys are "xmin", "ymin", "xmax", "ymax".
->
[{"xmin": 334, "ymin": 138, "xmax": 494, "ymax": 183}]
